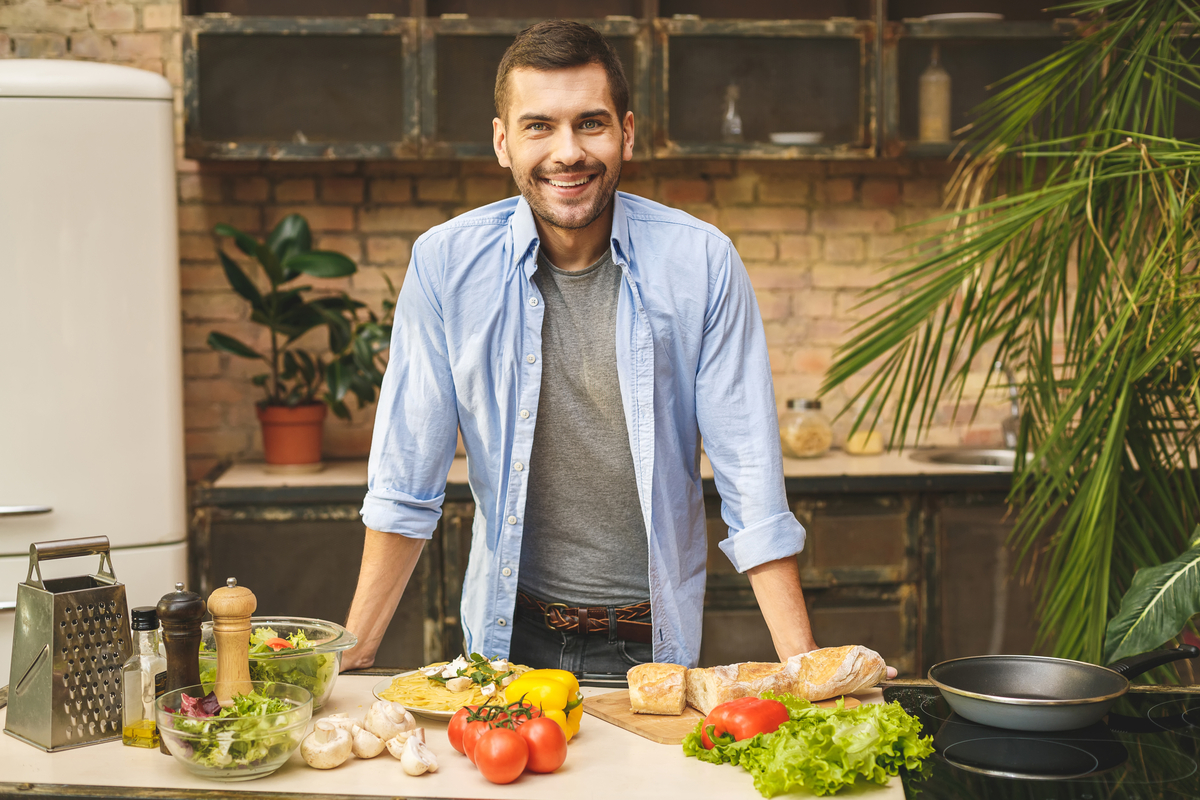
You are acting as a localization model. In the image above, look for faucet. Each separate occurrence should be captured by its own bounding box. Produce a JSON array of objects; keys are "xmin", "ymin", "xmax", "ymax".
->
[{"xmin": 996, "ymin": 361, "xmax": 1020, "ymax": 449}]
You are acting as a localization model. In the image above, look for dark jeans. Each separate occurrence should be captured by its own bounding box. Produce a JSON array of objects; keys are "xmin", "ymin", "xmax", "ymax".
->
[{"xmin": 508, "ymin": 605, "xmax": 654, "ymax": 676}]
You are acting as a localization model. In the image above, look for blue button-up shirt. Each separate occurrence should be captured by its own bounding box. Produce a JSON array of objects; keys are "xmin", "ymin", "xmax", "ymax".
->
[{"xmin": 362, "ymin": 192, "xmax": 806, "ymax": 667}]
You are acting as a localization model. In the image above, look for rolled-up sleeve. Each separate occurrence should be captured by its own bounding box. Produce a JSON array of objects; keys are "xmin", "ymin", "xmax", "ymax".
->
[
  {"xmin": 694, "ymin": 241, "xmax": 806, "ymax": 573},
  {"xmin": 361, "ymin": 236, "xmax": 460, "ymax": 538}
]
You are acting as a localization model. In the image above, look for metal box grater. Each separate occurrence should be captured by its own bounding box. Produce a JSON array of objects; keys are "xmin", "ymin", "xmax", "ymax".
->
[{"xmin": 5, "ymin": 536, "xmax": 132, "ymax": 751}]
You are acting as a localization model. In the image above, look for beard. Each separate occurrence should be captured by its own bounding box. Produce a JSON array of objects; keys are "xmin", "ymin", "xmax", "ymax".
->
[{"xmin": 514, "ymin": 149, "xmax": 624, "ymax": 232}]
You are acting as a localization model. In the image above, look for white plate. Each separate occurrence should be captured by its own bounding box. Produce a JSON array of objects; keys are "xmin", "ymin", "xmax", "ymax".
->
[
  {"xmin": 372, "ymin": 673, "xmax": 460, "ymax": 721},
  {"xmin": 769, "ymin": 132, "xmax": 824, "ymax": 145},
  {"xmin": 919, "ymin": 12, "xmax": 1004, "ymax": 21}
]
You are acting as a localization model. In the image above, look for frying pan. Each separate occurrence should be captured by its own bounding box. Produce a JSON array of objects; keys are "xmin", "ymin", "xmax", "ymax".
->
[{"xmin": 928, "ymin": 644, "xmax": 1199, "ymax": 732}]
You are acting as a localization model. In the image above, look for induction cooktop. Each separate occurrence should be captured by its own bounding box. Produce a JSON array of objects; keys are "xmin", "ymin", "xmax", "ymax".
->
[{"xmin": 884, "ymin": 684, "xmax": 1200, "ymax": 799}]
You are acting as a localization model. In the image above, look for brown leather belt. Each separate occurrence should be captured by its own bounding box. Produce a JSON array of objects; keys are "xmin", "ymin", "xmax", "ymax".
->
[{"xmin": 516, "ymin": 591, "xmax": 653, "ymax": 645}]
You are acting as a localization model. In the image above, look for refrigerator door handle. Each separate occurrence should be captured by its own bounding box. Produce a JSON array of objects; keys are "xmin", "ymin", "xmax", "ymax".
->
[{"xmin": 0, "ymin": 506, "xmax": 52, "ymax": 517}]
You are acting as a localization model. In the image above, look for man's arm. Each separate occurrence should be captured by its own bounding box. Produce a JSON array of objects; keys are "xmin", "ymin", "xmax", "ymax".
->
[
  {"xmin": 747, "ymin": 555, "xmax": 898, "ymax": 678},
  {"xmin": 746, "ymin": 556, "xmax": 818, "ymax": 660},
  {"xmin": 349, "ymin": 236, "xmax": 459, "ymax": 670},
  {"xmin": 342, "ymin": 529, "xmax": 426, "ymax": 670}
]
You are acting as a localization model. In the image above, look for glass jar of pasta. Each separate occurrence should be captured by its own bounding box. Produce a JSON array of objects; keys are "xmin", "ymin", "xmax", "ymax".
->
[{"xmin": 779, "ymin": 399, "xmax": 833, "ymax": 458}]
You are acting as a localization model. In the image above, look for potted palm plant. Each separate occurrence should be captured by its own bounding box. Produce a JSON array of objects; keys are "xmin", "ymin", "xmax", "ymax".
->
[
  {"xmin": 823, "ymin": 0, "xmax": 1200, "ymax": 668},
  {"xmin": 208, "ymin": 213, "xmax": 394, "ymax": 471}
]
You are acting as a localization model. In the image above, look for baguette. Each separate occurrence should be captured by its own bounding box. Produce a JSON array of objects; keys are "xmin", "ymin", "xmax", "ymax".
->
[
  {"xmin": 684, "ymin": 645, "xmax": 886, "ymax": 715},
  {"xmin": 627, "ymin": 663, "xmax": 687, "ymax": 715},
  {"xmin": 685, "ymin": 660, "xmax": 801, "ymax": 716},
  {"xmin": 787, "ymin": 645, "xmax": 887, "ymax": 702}
]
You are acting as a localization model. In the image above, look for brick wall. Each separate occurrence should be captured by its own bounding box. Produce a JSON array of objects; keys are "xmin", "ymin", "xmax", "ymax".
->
[{"xmin": 2, "ymin": 1, "xmax": 1010, "ymax": 481}]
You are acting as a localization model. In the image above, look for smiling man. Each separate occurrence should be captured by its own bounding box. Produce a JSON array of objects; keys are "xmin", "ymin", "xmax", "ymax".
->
[{"xmin": 344, "ymin": 20, "xmax": 830, "ymax": 676}]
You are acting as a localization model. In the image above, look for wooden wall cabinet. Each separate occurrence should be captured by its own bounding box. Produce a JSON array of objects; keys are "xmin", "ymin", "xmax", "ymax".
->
[
  {"xmin": 653, "ymin": 18, "xmax": 876, "ymax": 159},
  {"xmin": 182, "ymin": 1, "xmax": 1105, "ymax": 161},
  {"xmin": 183, "ymin": 16, "xmax": 421, "ymax": 160}
]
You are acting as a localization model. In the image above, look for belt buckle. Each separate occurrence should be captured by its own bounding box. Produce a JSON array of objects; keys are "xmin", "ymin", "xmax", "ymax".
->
[{"xmin": 543, "ymin": 602, "xmax": 569, "ymax": 631}]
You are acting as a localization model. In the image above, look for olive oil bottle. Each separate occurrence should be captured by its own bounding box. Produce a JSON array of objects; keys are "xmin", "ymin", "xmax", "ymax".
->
[{"xmin": 121, "ymin": 607, "xmax": 167, "ymax": 747}]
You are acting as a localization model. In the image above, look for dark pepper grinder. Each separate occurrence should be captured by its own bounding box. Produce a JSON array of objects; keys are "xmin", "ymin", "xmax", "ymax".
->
[{"xmin": 156, "ymin": 581, "xmax": 206, "ymax": 754}]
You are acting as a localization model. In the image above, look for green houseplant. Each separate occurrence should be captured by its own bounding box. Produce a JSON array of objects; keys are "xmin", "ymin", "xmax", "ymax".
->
[
  {"xmin": 822, "ymin": 0, "xmax": 1200, "ymax": 669},
  {"xmin": 208, "ymin": 213, "xmax": 394, "ymax": 468}
]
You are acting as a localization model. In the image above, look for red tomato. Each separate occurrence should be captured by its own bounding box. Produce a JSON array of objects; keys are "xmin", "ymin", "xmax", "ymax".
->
[
  {"xmin": 518, "ymin": 716, "xmax": 567, "ymax": 773},
  {"xmin": 473, "ymin": 727, "xmax": 528, "ymax": 785},
  {"xmin": 262, "ymin": 637, "xmax": 293, "ymax": 651},
  {"xmin": 448, "ymin": 706, "xmax": 478, "ymax": 755},
  {"xmin": 462, "ymin": 719, "xmax": 490, "ymax": 764}
]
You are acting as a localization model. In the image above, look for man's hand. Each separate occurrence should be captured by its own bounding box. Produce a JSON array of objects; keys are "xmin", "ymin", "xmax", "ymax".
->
[
  {"xmin": 746, "ymin": 556, "xmax": 898, "ymax": 679},
  {"xmin": 342, "ymin": 528, "xmax": 426, "ymax": 671}
]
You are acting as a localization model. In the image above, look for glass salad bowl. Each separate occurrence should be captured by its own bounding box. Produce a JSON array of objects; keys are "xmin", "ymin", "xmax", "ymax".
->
[
  {"xmin": 198, "ymin": 616, "xmax": 357, "ymax": 712},
  {"xmin": 156, "ymin": 682, "xmax": 312, "ymax": 782}
]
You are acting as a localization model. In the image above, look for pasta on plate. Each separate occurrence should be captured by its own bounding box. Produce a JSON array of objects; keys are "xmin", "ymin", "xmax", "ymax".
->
[{"xmin": 378, "ymin": 659, "xmax": 532, "ymax": 712}]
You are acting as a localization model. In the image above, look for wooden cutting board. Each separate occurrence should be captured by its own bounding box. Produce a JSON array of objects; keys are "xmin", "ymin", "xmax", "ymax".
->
[{"xmin": 582, "ymin": 690, "xmax": 861, "ymax": 745}]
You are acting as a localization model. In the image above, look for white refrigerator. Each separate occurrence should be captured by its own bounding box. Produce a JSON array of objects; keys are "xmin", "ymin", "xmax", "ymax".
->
[{"xmin": 0, "ymin": 60, "xmax": 188, "ymax": 686}]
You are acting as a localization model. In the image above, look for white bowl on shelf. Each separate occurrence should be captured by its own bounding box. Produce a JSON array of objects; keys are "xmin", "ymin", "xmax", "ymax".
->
[{"xmin": 769, "ymin": 132, "xmax": 823, "ymax": 145}]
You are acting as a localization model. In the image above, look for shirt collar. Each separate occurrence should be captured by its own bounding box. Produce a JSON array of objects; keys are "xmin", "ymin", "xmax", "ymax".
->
[{"xmin": 511, "ymin": 191, "xmax": 633, "ymax": 279}]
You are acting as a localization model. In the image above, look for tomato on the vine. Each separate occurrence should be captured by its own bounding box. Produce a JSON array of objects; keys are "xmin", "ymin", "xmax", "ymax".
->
[
  {"xmin": 448, "ymin": 705, "xmax": 479, "ymax": 755},
  {"xmin": 462, "ymin": 718, "xmax": 491, "ymax": 764},
  {"xmin": 473, "ymin": 727, "xmax": 529, "ymax": 785},
  {"xmin": 518, "ymin": 716, "xmax": 567, "ymax": 773}
]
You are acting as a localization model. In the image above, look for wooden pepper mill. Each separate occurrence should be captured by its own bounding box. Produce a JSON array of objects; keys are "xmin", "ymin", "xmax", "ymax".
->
[
  {"xmin": 156, "ymin": 581, "xmax": 206, "ymax": 754},
  {"xmin": 207, "ymin": 577, "xmax": 256, "ymax": 707}
]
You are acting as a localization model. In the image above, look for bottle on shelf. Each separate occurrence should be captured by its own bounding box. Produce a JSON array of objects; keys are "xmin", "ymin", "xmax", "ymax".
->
[
  {"xmin": 721, "ymin": 83, "xmax": 744, "ymax": 143},
  {"xmin": 918, "ymin": 44, "xmax": 952, "ymax": 143},
  {"xmin": 121, "ymin": 607, "xmax": 168, "ymax": 748}
]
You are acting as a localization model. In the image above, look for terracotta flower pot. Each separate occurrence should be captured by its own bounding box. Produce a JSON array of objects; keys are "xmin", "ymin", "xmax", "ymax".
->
[{"xmin": 257, "ymin": 403, "xmax": 327, "ymax": 471}]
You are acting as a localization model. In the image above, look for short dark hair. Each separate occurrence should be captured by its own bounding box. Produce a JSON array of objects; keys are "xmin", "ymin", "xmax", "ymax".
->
[{"xmin": 494, "ymin": 20, "xmax": 630, "ymax": 123}]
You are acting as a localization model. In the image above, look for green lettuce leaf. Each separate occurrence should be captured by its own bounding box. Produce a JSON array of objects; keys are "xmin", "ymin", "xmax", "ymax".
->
[{"xmin": 682, "ymin": 694, "xmax": 933, "ymax": 797}]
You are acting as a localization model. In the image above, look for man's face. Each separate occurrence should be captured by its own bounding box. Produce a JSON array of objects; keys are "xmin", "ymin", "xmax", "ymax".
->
[{"xmin": 493, "ymin": 63, "xmax": 635, "ymax": 233}]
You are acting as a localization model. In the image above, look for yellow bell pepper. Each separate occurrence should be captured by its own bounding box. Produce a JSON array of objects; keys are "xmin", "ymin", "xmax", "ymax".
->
[{"xmin": 505, "ymin": 669, "xmax": 583, "ymax": 741}]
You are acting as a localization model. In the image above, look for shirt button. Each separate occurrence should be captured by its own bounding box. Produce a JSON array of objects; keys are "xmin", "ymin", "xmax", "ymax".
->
[
  {"xmin": 520, "ymin": 409, "xmax": 530, "ymax": 419},
  {"xmin": 497, "ymin": 618, "xmax": 507, "ymax": 627},
  {"xmin": 526, "ymin": 354, "xmax": 536, "ymax": 363},
  {"xmin": 529, "ymin": 297, "xmax": 538, "ymax": 307},
  {"xmin": 502, "ymin": 567, "xmax": 512, "ymax": 577},
  {"xmin": 513, "ymin": 461, "xmax": 524, "ymax": 472},
  {"xmin": 507, "ymin": 515, "xmax": 517, "ymax": 525}
]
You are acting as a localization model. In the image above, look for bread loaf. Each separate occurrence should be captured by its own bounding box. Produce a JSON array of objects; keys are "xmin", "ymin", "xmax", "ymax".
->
[
  {"xmin": 627, "ymin": 663, "xmax": 687, "ymax": 715},
  {"xmin": 685, "ymin": 660, "xmax": 802, "ymax": 716},
  {"xmin": 684, "ymin": 645, "xmax": 886, "ymax": 715},
  {"xmin": 787, "ymin": 645, "xmax": 887, "ymax": 702}
]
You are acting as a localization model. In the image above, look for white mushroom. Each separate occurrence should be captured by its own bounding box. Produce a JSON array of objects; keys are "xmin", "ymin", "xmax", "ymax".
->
[
  {"xmin": 350, "ymin": 724, "xmax": 386, "ymax": 758},
  {"xmin": 320, "ymin": 713, "xmax": 358, "ymax": 732},
  {"xmin": 364, "ymin": 700, "xmax": 416, "ymax": 741},
  {"xmin": 445, "ymin": 676, "xmax": 474, "ymax": 693},
  {"xmin": 399, "ymin": 734, "xmax": 439, "ymax": 776},
  {"xmin": 301, "ymin": 720, "xmax": 353, "ymax": 769},
  {"xmin": 386, "ymin": 726, "xmax": 425, "ymax": 751}
]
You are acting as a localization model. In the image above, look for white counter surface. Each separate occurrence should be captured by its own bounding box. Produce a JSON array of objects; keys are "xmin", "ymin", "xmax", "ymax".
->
[{"xmin": 0, "ymin": 675, "xmax": 904, "ymax": 800}]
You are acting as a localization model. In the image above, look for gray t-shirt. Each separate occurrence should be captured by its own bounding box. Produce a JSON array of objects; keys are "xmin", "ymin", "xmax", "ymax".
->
[{"xmin": 518, "ymin": 248, "xmax": 651, "ymax": 606}]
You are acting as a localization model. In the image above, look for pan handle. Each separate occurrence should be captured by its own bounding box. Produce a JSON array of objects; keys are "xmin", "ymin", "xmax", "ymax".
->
[{"xmin": 1109, "ymin": 644, "xmax": 1200, "ymax": 679}]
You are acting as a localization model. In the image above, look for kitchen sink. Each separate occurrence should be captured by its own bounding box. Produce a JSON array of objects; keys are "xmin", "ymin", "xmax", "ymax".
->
[{"xmin": 908, "ymin": 447, "xmax": 1021, "ymax": 472}]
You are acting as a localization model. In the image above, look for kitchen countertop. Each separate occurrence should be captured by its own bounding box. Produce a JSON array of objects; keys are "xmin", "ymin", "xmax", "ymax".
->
[
  {"xmin": 0, "ymin": 674, "xmax": 902, "ymax": 800},
  {"xmin": 197, "ymin": 450, "xmax": 1011, "ymax": 506}
]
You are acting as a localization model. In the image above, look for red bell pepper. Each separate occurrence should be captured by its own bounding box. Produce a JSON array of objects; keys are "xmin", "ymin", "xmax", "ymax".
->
[{"xmin": 701, "ymin": 697, "xmax": 790, "ymax": 749}]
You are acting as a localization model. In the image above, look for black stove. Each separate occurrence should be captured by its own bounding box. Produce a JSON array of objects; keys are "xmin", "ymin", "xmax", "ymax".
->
[{"xmin": 885, "ymin": 685, "xmax": 1200, "ymax": 799}]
